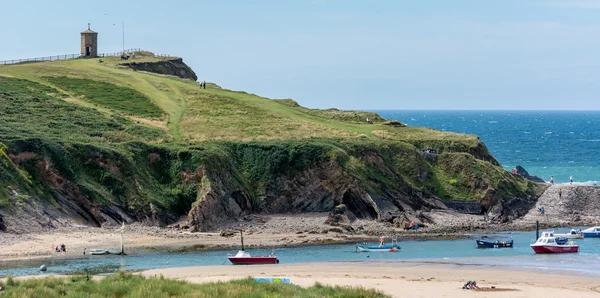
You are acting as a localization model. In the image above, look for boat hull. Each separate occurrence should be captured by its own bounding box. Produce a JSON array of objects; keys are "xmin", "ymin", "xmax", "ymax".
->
[
  {"xmin": 554, "ymin": 234, "xmax": 584, "ymax": 239},
  {"xmin": 228, "ymin": 256, "xmax": 279, "ymax": 265},
  {"xmin": 530, "ymin": 245, "xmax": 579, "ymax": 253},
  {"xmin": 356, "ymin": 244, "xmax": 400, "ymax": 252},
  {"xmin": 476, "ymin": 240, "xmax": 513, "ymax": 248},
  {"xmin": 583, "ymin": 232, "xmax": 600, "ymax": 238}
]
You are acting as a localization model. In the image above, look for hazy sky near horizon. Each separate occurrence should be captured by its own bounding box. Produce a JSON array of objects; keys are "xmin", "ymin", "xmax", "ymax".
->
[{"xmin": 2, "ymin": 0, "xmax": 600, "ymax": 110}]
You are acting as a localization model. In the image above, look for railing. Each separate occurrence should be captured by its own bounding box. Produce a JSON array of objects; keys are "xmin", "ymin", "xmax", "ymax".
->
[
  {"xmin": 0, "ymin": 48, "xmax": 176, "ymax": 65},
  {"xmin": 0, "ymin": 54, "xmax": 80, "ymax": 65}
]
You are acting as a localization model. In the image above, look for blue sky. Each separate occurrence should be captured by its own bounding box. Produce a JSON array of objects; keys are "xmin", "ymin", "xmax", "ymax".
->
[{"xmin": 2, "ymin": 0, "xmax": 600, "ymax": 110}]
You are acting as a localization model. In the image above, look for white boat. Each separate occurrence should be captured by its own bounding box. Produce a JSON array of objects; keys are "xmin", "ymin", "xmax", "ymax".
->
[
  {"xmin": 89, "ymin": 249, "xmax": 110, "ymax": 255},
  {"xmin": 554, "ymin": 229, "xmax": 584, "ymax": 239},
  {"xmin": 582, "ymin": 226, "xmax": 600, "ymax": 238},
  {"xmin": 530, "ymin": 231, "xmax": 579, "ymax": 254}
]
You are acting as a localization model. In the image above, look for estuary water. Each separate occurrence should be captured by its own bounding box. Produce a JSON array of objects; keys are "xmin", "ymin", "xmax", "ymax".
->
[
  {"xmin": 376, "ymin": 110, "xmax": 600, "ymax": 184},
  {"xmin": 2, "ymin": 230, "xmax": 600, "ymax": 277}
]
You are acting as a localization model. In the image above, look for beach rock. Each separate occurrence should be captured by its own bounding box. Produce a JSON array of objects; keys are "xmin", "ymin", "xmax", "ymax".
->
[
  {"xmin": 325, "ymin": 204, "xmax": 357, "ymax": 226},
  {"xmin": 328, "ymin": 227, "xmax": 344, "ymax": 233},
  {"xmin": 0, "ymin": 214, "xmax": 5, "ymax": 232},
  {"xmin": 516, "ymin": 165, "xmax": 545, "ymax": 183},
  {"xmin": 219, "ymin": 229, "xmax": 236, "ymax": 237}
]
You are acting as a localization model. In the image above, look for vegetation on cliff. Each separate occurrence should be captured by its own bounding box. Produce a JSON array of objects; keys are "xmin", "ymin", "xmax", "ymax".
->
[{"xmin": 0, "ymin": 54, "xmax": 543, "ymax": 231}]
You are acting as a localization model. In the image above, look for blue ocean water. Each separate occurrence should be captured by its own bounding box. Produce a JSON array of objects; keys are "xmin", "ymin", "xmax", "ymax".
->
[
  {"xmin": 375, "ymin": 110, "xmax": 600, "ymax": 184},
  {"xmin": 3, "ymin": 230, "xmax": 600, "ymax": 277}
]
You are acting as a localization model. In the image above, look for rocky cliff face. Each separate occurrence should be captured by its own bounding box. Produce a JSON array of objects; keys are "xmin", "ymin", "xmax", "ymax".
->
[
  {"xmin": 123, "ymin": 58, "xmax": 198, "ymax": 81},
  {"xmin": 186, "ymin": 141, "xmax": 543, "ymax": 232},
  {"xmin": 517, "ymin": 184, "xmax": 600, "ymax": 226},
  {"xmin": 0, "ymin": 137, "xmax": 545, "ymax": 234}
]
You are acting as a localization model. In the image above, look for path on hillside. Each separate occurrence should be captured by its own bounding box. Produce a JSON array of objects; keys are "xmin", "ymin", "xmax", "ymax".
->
[{"xmin": 515, "ymin": 184, "xmax": 600, "ymax": 227}]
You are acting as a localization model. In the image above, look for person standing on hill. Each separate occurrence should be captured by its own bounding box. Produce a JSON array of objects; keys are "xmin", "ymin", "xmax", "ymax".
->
[
  {"xmin": 550, "ymin": 176, "xmax": 554, "ymax": 184},
  {"xmin": 570, "ymin": 175, "xmax": 573, "ymax": 184}
]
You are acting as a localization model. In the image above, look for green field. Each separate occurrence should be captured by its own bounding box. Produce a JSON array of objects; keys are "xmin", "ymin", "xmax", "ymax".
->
[
  {"xmin": 0, "ymin": 56, "xmax": 478, "ymax": 146},
  {"xmin": 0, "ymin": 272, "xmax": 389, "ymax": 298}
]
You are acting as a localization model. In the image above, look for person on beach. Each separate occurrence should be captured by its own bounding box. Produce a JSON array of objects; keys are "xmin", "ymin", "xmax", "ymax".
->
[
  {"xmin": 83, "ymin": 248, "xmax": 86, "ymax": 255},
  {"xmin": 550, "ymin": 176, "xmax": 554, "ymax": 184},
  {"xmin": 559, "ymin": 188, "xmax": 562, "ymax": 199},
  {"xmin": 570, "ymin": 175, "xmax": 573, "ymax": 184}
]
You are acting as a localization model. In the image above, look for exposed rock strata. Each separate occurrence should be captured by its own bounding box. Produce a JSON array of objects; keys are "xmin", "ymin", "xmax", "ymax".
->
[{"xmin": 123, "ymin": 58, "xmax": 198, "ymax": 81}]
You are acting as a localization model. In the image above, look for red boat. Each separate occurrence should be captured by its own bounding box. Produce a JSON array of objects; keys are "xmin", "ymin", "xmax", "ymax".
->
[
  {"xmin": 227, "ymin": 230, "xmax": 279, "ymax": 265},
  {"xmin": 530, "ymin": 231, "xmax": 579, "ymax": 254},
  {"xmin": 227, "ymin": 250, "xmax": 279, "ymax": 265}
]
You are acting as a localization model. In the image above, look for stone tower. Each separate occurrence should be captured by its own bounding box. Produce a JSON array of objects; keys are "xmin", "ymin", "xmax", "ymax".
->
[{"xmin": 80, "ymin": 23, "xmax": 98, "ymax": 57}]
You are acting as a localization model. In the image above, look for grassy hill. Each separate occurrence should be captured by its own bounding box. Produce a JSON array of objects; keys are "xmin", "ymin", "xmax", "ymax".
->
[{"xmin": 0, "ymin": 54, "xmax": 543, "ymax": 231}]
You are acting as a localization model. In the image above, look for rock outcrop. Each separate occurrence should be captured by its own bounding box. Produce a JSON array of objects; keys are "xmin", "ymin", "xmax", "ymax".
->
[
  {"xmin": 325, "ymin": 204, "xmax": 357, "ymax": 226},
  {"xmin": 0, "ymin": 213, "xmax": 5, "ymax": 232},
  {"xmin": 516, "ymin": 165, "xmax": 545, "ymax": 183},
  {"xmin": 123, "ymin": 58, "xmax": 198, "ymax": 81},
  {"xmin": 517, "ymin": 184, "xmax": 600, "ymax": 226}
]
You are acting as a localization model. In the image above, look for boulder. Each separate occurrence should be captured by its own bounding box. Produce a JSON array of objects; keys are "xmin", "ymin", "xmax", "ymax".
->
[
  {"xmin": 0, "ymin": 214, "xmax": 5, "ymax": 232},
  {"xmin": 325, "ymin": 204, "xmax": 357, "ymax": 226},
  {"xmin": 516, "ymin": 165, "xmax": 545, "ymax": 183},
  {"xmin": 219, "ymin": 229, "xmax": 236, "ymax": 237}
]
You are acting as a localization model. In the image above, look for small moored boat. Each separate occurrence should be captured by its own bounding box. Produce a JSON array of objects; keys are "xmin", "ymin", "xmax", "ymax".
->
[
  {"xmin": 227, "ymin": 230, "xmax": 279, "ymax": 265},
  {"xmin": 530, "ymin": 231, "xmax": 579, "ymax": 253},
  {"xmin": 582, "ymin": 226, "xmax": 600, "ymax": 238},
  {"xmin": 356, "ymin": 236, "xmax": 401, "ymax": 252},
  {"xmin": 554, "ymin": 229, "xmax": 584, "ymax": 239},
  {"xmin": 475, "ymin": 236, "xmax": 513, "ymax": 248}
]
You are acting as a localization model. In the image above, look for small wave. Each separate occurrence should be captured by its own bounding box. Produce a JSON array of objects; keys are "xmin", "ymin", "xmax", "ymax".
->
[
  {"xmin": 524, "ymin": 131, "xmax": 531, "ymax": 134},
  {"xmin": 488, "ymin": 121, "xmax": 498, "ymax": 124},
  {"xmin": 572, "ymin": 181, "xmax": 599, "ymax": 186},
  {"xmin": 578, "ymin": 139, "xmax": 600, "ymax": 142},
  {"xmin": 545, "ymin": 132, "xmax": 553, "ymax": 135}
]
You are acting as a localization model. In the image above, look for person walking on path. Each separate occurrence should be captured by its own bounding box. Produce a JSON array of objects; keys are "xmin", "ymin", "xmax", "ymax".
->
[
  {"xmin": 570, "ymin": 175, "xmax": 573, "ymax": 184},
  {"xmin": 550, "ymin": 176, "xmax": 554, "ymax": 184}
]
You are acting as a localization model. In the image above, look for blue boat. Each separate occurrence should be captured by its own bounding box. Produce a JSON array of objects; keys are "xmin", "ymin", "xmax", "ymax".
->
[
  {"xmin": 582, "ymin": 226, "xmax": 600, "ymax": 238},
  {"xmin": 475, "ymin": 236, "xmax": 513, "ymax": 248},
  {"xmin": 356, "ymin": 236, "xmax": 401, "ymax": 252}
]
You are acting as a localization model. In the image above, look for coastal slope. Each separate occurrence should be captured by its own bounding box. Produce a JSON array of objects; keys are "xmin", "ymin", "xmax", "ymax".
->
[{"xmin": 0, "ymin": 53, "xmax": 544, "ymax": 235}]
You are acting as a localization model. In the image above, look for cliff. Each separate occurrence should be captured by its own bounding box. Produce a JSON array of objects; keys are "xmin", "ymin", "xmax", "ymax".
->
[
  {"xmin": 122, "ymin": 58, "xmax": 198, "ymax": 81},
  {"xmin": 0, "ymin": 55, "xmax": 545, "ymax": 234}
]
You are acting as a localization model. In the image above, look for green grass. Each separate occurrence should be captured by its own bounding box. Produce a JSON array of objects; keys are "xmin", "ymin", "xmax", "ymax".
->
[
  {"xmin": 43, "ymin": 76, "xmax": 164, "ymax": 119},
  {"xmin": 0, "ymin": 272, "xmax": 390, "ymax": 298},
  {"xmin": 0, "ymin": 77, "xmax": 166, "ymax": 144},
  {"xmin": 0, "ymin": 57, "xmax": 480, "ymax": 148}
]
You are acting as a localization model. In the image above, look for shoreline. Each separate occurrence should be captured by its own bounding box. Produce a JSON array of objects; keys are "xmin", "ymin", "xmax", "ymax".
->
[{"xmin": 0, "ymin": 221, "xmax": 589, "ymax": 263}]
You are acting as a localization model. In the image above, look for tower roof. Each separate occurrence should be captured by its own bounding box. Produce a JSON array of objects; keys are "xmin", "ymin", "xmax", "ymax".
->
[{"xmin": 81, "ymin": 23, "xmax": 97, "ymax": 34}]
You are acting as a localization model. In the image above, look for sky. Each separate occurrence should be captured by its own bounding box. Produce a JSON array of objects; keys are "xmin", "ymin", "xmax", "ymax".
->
[{"xmin": 2, "ymin": 0, "xmax": 600, "ymax": 110}]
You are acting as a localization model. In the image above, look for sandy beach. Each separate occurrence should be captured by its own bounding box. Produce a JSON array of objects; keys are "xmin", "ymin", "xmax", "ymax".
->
[{"xmin": 142, "ymin": 262, "xmax": 600, "ymax": 298}]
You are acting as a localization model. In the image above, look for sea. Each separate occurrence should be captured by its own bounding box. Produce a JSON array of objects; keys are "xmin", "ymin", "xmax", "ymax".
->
[
  {"xmin": 375, "ymin": 110, "xmax": 600, "ymax": 184},
  {"xmin": 2, "ymin": 110, "xmax": 600, "ymax": 277}
]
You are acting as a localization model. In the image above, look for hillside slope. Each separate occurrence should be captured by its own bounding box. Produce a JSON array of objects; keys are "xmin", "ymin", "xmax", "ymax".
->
[{"xmin": 0, "ymin": 55, "xmax": 544, "ymax": 233}]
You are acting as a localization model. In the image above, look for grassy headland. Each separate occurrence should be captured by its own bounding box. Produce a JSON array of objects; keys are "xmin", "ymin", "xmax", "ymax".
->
[{"xmin": 0, "ymin": 55, "xmax": 543, "ymax": 231}]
